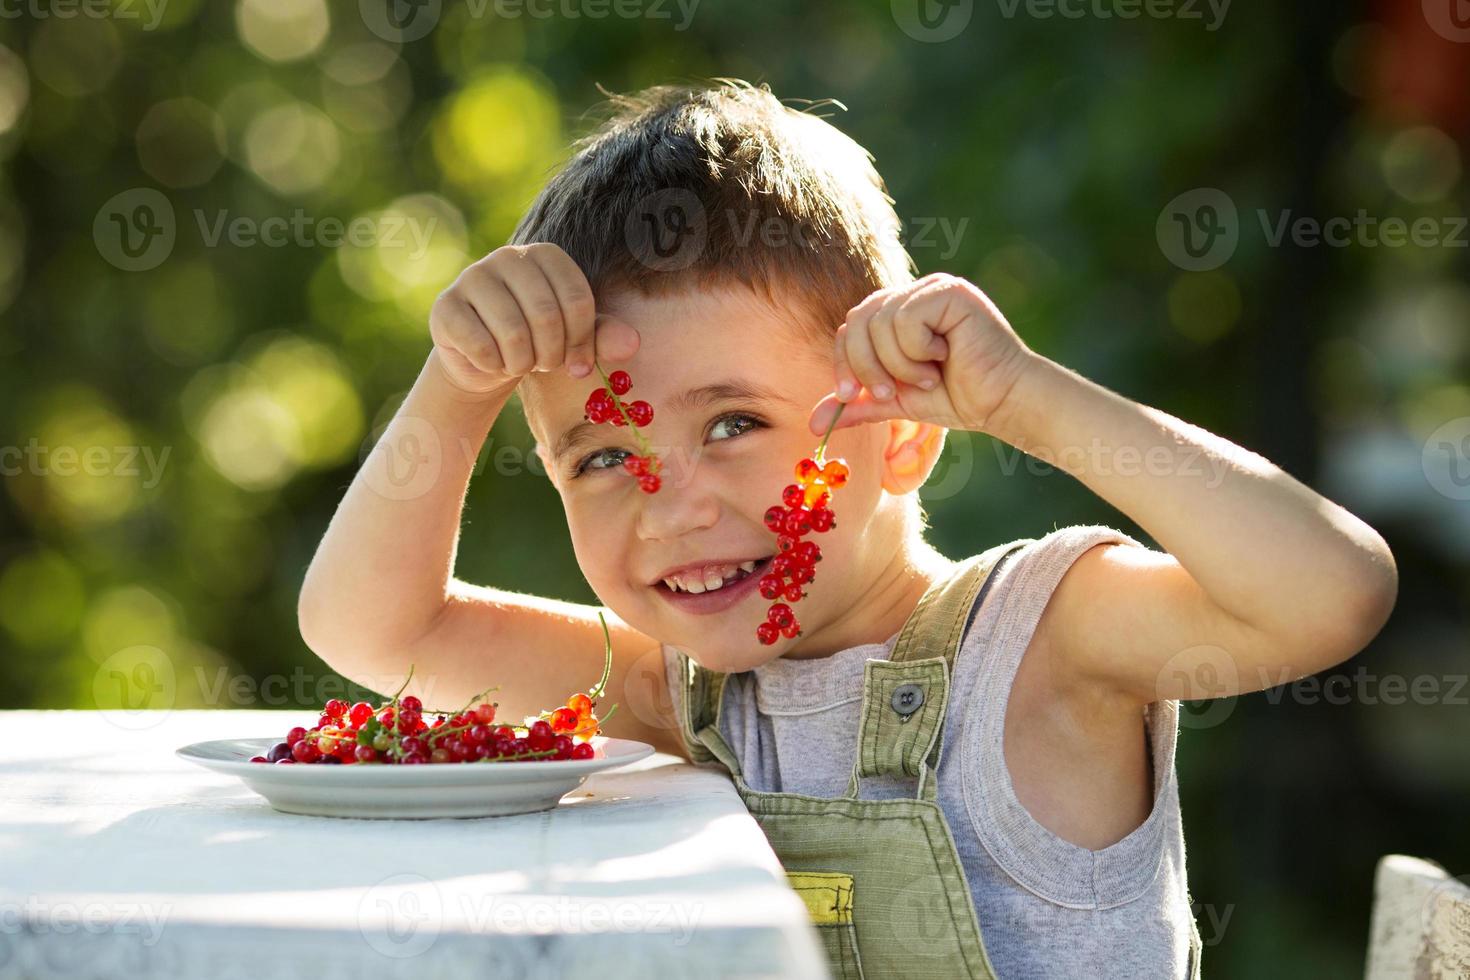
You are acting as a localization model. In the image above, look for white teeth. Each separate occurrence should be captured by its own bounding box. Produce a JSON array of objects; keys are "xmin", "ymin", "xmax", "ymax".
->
[{"xmin": 664, "ymin": 560, "xmax": 763, "ymax": 594}]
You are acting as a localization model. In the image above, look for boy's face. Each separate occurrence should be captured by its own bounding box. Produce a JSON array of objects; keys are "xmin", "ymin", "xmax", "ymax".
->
[{"xmin": 523, "ymin": 285, "xmax": 913, "ymax": 673}]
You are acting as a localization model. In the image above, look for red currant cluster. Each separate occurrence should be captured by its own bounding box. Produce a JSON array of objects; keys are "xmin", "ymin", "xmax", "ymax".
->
[
  {"xmin": 251, "ymin": 614, "xmax": 620, "ymax": 765},
  {"xmin": 584, "ymin": 364, "xmax": 662, "ymax": 493},
  {"xmin": 755, "ymin": 406, "xmax": 849, "ymax": 646}
]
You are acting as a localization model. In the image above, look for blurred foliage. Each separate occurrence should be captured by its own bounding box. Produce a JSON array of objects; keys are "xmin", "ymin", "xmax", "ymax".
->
[{"xmin": 1, "ymin": 1, "xmax": 1467, "ymax": 976}]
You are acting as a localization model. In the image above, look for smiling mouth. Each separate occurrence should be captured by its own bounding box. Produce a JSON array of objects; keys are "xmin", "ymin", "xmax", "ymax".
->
[{"xmin": 654, "ymin": 556, "xmax": 774, "ymax": 594}]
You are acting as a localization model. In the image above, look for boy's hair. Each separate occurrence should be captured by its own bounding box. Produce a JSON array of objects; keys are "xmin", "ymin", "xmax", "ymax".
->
[{"xmin": 510, "ymin": 79, "xmax": 916, "ymax": 345}]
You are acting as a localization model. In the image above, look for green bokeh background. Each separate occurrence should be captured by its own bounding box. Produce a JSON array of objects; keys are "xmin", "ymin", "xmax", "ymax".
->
[{"xmin": 2, "ymin": 1, "xmax": 1467, "ymax": 976}]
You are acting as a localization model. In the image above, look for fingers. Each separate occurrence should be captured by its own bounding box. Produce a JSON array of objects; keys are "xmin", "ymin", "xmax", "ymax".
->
[
  {"xmin": 807, "ymin": 389, "xmax": 897, "ymax": 436},
  {"xmin": 524, "ymin": 243, "xmax": 597, "ymax": 379},
  {"xmin": 496, "ymin": 247, "xmax": 566, "ymax": 374},
  {"xmin": 870, "ymin": 294, "xmax": 943, "ymax": 392},
  {"xmin": 430, "ymin": 292, "xmax": 504, "ymax": 376},
  {"xmin": 833, "ymin": 324, "xmax": 860, "ymax": 401},
  {"xmin": 463, "ymin": 272, "xmax": 536, "ymax": 376},
  {"xmin": 838, "ymin": 285, "xmax": 947, "ymax": 403},
  {"xmin": 593, "ymin": 314, "xmax": 641, "ymax": 365},
  {"xmin": 841, "ymin": 290, "xmax": 896, "ymax": 402}
]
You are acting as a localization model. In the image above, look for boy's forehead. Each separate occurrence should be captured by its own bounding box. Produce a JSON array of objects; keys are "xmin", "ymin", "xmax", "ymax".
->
[{"xmin": 525, "ymin": 285, "xmax": 830, "ymax": 447}]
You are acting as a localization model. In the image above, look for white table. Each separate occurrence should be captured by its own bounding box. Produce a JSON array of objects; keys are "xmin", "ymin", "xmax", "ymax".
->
[{"xmin": 0, "ymin": 711, "xmax": 827, "ymax": 980}]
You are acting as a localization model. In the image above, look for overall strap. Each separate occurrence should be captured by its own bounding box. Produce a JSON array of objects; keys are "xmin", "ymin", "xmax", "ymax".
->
[
  {"xmin": 672, "ymin": 647, "xmax": 744, "ymax": 776},
  {"xmin": 846, "ymin": 539, "xmax": 1031, "ymax": 801}
]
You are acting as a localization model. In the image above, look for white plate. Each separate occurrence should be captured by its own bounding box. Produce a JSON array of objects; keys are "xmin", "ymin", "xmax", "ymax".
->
[{"xmin": 176, "ymin": 735, "xmax": 655, "ymax": 819}]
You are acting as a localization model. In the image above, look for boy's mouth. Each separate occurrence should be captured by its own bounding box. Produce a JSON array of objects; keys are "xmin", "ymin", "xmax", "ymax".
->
[
  {"xmin": 651, "ymin": 556, "xmax": 773, "ymax": 616},
  {"xmin": 651, "ymin": 556, "xmax": 774, "ymax": 594}
]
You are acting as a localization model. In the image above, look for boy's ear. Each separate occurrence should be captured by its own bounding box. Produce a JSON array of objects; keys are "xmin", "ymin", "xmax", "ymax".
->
[{"xmin": 880, "ymin": 419, "xmax": 947, "ymax": 496}]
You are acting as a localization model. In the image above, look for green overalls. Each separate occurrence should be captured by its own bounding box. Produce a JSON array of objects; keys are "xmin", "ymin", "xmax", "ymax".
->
[{"xmin": 673, "ymin": 540, "xmax": 1030, "ymax": 980}]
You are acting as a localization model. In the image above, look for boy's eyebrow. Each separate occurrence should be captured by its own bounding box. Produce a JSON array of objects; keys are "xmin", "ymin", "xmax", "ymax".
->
[{"xmin": 553, "ymin": 379, "xmax": 797, "ymax": 461}]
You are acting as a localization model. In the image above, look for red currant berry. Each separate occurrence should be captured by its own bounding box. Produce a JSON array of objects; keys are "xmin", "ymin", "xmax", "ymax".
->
[
  {"xmin": 821, "ymin": 459, "xmax": 849, "ymax": 488},
  {"xmin": 771, "ymin": 554, "xmax": 792, "ymax": 576},
  {"xmin": 571, "ymin": 742, "xmax": 595, "ymax": 760},
  {"xmin": 782, "ymin": 582, "xmax": 804, "ymax": 602},
  {"xmin": 324, "ymin": 699, "xmax": 347, "ymax": 718},
  {"xmin": 795, "ymin": 458, "xmax": 820, "ymax": 483},
  {"xmin": 348, "ymin": 702, "xmax": 373, "ymax": 727},
  {"xmin": 791, "ymin": 562, "xmax": 815, "ymax": 585},
  {"xmin": 474, "ymin": 703, "xmax": 496, "ymax": 724},
  {"xmin": 782, "ymin": 484, "xmax": 805, "ymax": 508},
  {"xmin": 317, "ymin": 714, "xmax": 333, "ymax": 728},
  {"xmin": 608, "ymin": 370, "xmax": 632, "ymax": 395},
  {"xmin": 566, "ymin": 694, "xmax": 592, "ymax": 715},
  {"xmin": 767, "ymin": 603, "xmax": 794, "ymax": 628},
  {"xmin": 783, "ymin": 509, "xmax": 813, "ymax": 536},
  {"xmin": 553, "ymin": 735, "xmax": 574, "ymax": 760},
  {"xmin": 292, "ymin": 740, "xmax": 320, "ymax": 763},
  {"xmin": 638, "ymin": 473, "xmax": 661, "ymax": 493},
  {"xmin": 809, "ymin": 507, "xmax": 834, "ymax": 533},
  {"xmin": 758, "ymin": 575, "xmax": 785, "ymax": 599},
  {"xmin": 756, "ymin": 622, "xmax": 780, "ymax": 645},
  {"xmin": 795, "ymin": 540, "xmax": 821, "ymax": 564},
  {"xmin": 780, "ymin": 621, "xmax": 801, "ymax": 639},
  {"xmin": 623, "ymin": 455, "xmax": 649, "ymax": 477},
  {"xmin": 286, "ymin": 726, "xmax": 307, "ymax": 746},
  {"xmin": 550, "ymin": 707, "xmax": 578, "ymax": 732},
  {"xmin": 777, "ymin": 533, "xmax": 798, "ymax": 553},
  {"xmin": 764, "ymin": 506, "xmax": 787, "ymax": 532},
  {"xmin": 466, "ymin": 724, "xmax": 490, "ymax": 745},
  {"xmin": 627, "ymin": 400, "xmax": 653, "ymax": 427},
  {"xmin": 249, "ymin": 756, "xmax": 268, "ymax": 763},
  {"xmin": 609, "ymin": 411, "xmax": 628, "ymax": 427},
  {"xmin": 354, "ymin": 745, "xmax": 377, "ymax": 763},
  {"xmin": 400, "ymin": 695, "xmax": 422, "ymax": 713}
]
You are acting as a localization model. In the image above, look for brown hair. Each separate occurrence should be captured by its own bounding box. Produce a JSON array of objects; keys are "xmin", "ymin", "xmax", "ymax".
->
[{"xmin": 509, "ymin": 79, "xmax": 915, "ymax": 344}]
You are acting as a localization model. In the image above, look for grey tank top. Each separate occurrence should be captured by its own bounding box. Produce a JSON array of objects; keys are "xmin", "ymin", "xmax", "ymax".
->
[{"xmin": 661, "ymin": 524, "xmax": 1201, "ymax": 979}]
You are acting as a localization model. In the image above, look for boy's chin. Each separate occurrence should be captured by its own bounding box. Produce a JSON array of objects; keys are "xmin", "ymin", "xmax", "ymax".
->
[{"xmin": 682, "ymin": 641, "xmax": 785, "ymax": 674}]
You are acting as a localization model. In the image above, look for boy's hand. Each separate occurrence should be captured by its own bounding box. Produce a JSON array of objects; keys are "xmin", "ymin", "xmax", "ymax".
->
[
  {"xmin": 807, "ymin": 273, "xmax": 1036, "ymax": 436},
  {"xmin": 429, "ymin": 243, "xmax": 639, "ymax": 397}
]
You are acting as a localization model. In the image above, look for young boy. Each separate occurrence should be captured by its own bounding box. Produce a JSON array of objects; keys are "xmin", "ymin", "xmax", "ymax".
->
[{"xmin": 298, "ymin": 81, "xmax": 1398, "ymax": 978}]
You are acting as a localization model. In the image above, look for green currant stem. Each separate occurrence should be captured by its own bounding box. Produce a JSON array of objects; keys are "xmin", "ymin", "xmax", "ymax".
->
[
  {"xmin": 815, "ymin": 402, "xmax": 846, "ymax": 464},
  {"xmin": 589, "ymin": 611, "xmax": 614, "ymax": 699},
  {"xmin": 387, "ymin": 664, "xmax": 415, "ymax": 704}
]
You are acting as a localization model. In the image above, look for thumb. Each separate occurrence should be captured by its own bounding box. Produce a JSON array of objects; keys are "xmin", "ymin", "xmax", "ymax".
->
[
  {"xmin": 592, "ymin": 314, "xmax": 641, "ymax": 365},
  {"xmin": 808, "ymin": 390, "xmax": 899, "ymax": 436}
]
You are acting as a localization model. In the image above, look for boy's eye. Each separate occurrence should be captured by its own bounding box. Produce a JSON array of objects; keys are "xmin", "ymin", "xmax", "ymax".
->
[{"xmin": 572, "ymin": 412, "xmax": 766, "ymax": 477}]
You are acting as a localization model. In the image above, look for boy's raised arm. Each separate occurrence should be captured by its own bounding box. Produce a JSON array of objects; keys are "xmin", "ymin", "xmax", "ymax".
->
[{"xmin": 295, "ymin": 246, "xmax": 679, "ymax": 751}]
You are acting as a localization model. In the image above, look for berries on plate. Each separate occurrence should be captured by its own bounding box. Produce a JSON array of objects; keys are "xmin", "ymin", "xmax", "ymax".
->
[{"xmin": 257, "ymin": 613, "xmax": 620, "ymax": 765}]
